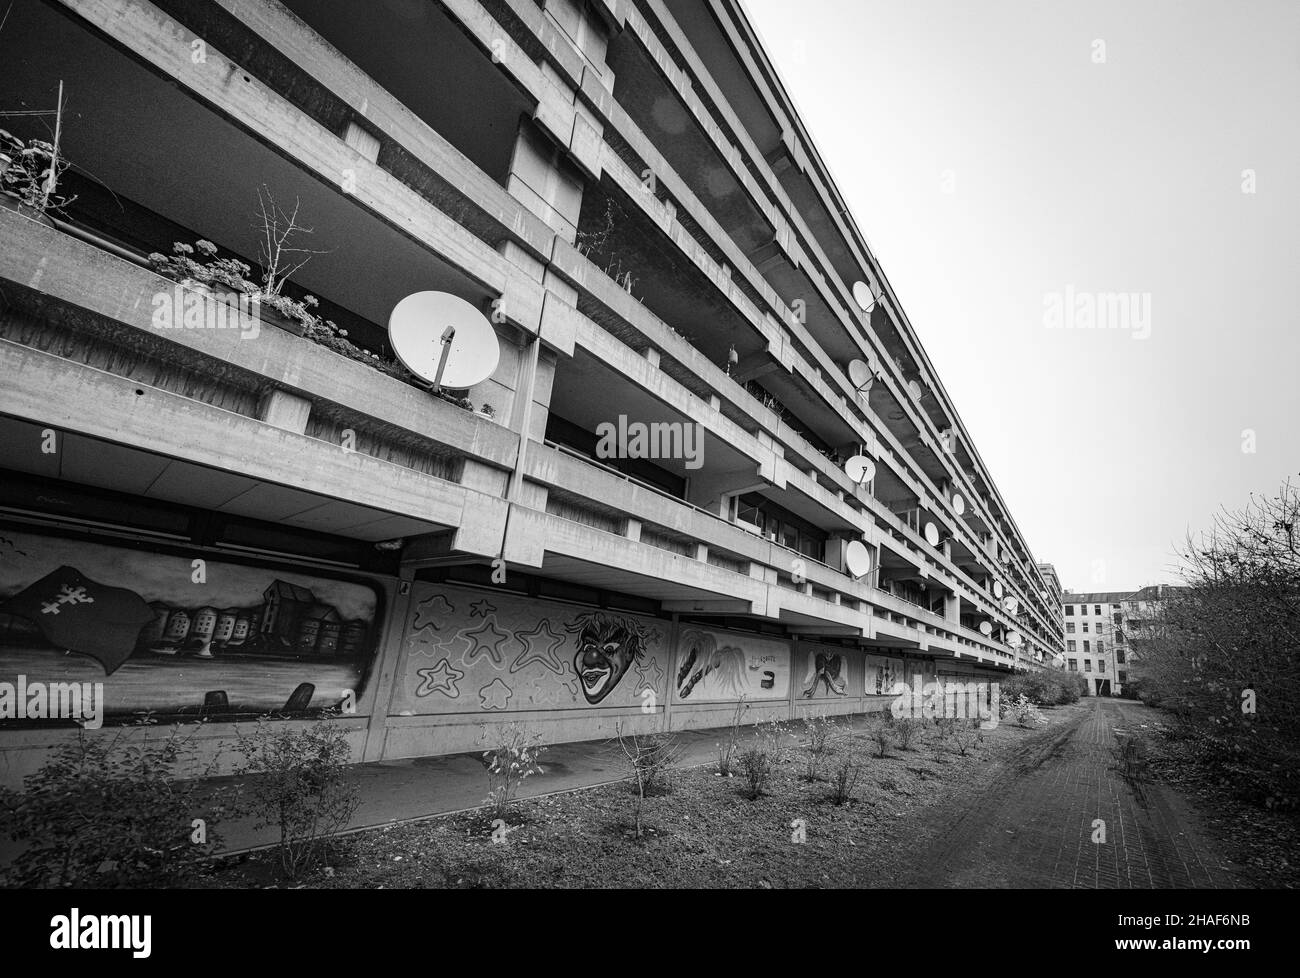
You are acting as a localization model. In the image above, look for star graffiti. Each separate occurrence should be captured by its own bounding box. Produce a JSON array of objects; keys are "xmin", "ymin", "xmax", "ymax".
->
[
  {"xmin": 478, "ymin": 677, "xmax": 513, "ymax": 711},
  {"xmin": 509, "ymin": 618, "xmax": 567, "ymax": 675},
  {"xmin": 468, "ymin": 598, "xmax": 497, "ymax": 619},
  {"xmin": 414, "ymin": 658, "xmax": 464, "ymax": 698},
  {"xmin": 634, "ymin": 653, "xmax": 665, "ymax": 693},
  {"xmin": 411, "ymin": 593, "xmax": 453, "ymax": 633},
  {"xmin": 458, "ymin": 616, "xmax": 511, "ymax": 667}
]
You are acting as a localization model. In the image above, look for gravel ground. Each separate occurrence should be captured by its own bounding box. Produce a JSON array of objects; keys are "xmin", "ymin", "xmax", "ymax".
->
[{"xmin": 199, "ymin": 710, "xmax": 1076, "ymax": 889}]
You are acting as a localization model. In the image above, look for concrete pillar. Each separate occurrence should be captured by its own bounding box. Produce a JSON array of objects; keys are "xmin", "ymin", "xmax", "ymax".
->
[
  {"xmin": 506, "ymin": 120, "xmax": 585, "ymax": 243},
  {"xmin": 256, "ymin": 389, "xmax": 311, "ymax": 434}
]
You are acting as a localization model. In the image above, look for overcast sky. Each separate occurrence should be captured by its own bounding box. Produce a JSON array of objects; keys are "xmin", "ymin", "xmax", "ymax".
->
[{"xmin": 743, "ymin": 0, "xmax": 1299, "ymax": 592}]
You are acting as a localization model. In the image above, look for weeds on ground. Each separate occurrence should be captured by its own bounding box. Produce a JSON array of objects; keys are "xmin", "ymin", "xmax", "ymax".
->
[{"xmin": 716, "ymin": 698, "xmax": 749, "ymax": 777}]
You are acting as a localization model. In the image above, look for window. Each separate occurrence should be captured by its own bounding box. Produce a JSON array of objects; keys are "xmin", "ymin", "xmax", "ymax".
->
[
  {"xmin": 1065, "ymin": 605, "xmax": 1074, "ymax": 616},
  {"xmin": 1097, "ymin": 660, "xmax": 1106, "ymax": 673},
  {"xmin": 1118, "ymin": 670, "xmax": 1128, "ymax": 683},
  {"xmin": 1116, "ymin": 650, "xmax": 1126, "ymax": 664},
  {"xmin": 1084, "ymin": 660, "xmax": 1092, "ymax": 672},
  {"xmin": 780, "ymin": 523, "xmax": 800, "ymax": 551},
  {"xmin": 1082, "ymin": 622, "xmax": 1089, "ymax": 633},
  {"xmin": 1066, "ymin": 622, "xmax": 1075, "ymax": 634},
  {"xmin": 1068, "ymin": 658, "xmax": 1078, "ymax": 671},
  {"xmin": 1067, "ymin": 640, "xmax": 1076, "ymax": 652},
  {"xmin": 1094, "ymin": 605, "xmax": 1102, "ymax": 615},
  {"xmin": 1083, "ymin": 640, "xmax": 1091, "ymax": 653},
  {"xmin": 1097, "ymin": 641, "xmax": 1105, "ymax": 654}
]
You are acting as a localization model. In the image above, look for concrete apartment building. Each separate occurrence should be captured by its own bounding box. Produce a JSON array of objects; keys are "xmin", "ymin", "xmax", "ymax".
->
[
  {"xmin": 0, "ymin": 0, "xmax": 1063, "ymax": 783},
  {"xmin": 1061, "ymin": 592, "xmax": 1127, "ymax": 696}
]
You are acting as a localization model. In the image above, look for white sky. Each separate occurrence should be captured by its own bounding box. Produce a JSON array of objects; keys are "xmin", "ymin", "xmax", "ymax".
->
[{"xmin": 744, "ymin": 0, "xmax": 1299, "ymax": 592}]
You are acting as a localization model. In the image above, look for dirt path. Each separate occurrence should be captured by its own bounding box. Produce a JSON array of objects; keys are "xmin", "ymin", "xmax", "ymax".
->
[{"xmin": 897, "ymin": 699, "xmax": 1245, "ymax": 888}]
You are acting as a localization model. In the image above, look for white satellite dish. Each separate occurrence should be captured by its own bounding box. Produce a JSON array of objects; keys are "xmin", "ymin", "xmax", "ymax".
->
[
  {"xmin": 388, "ymin": 291, "xmax": 500, "ymax": 390},
  {"xmin": 923, "ymin": 522, "xmax": 941, "ymax": 547},
  {"xmin": 1007, "ymin": 631, "xmax": 1023, "ymax": 649},
  {"xmin": 845, "ymin": 456, "xmax": 876, "ymax": 485},
  {"xmin": 852, "ymin": 281, "xmax": 877, "ymax": 313},
  {"xmin": 847, "ymin": 359, "xmax": 875, "ymax": 393},
  {"xmin": 979, "ymin": 621, "xmax": 993, "ymax": 637},
  {"xmin": 845, "ymin": 540, "xmax": 872, "ymax": 579},
  {"xmin": 1003, "ymin": 596, "xmax": 1019, "ymax": 615},
  {"xmin": 952, "ymin": 493, "xmax": 966, "ymax": 516},
  {"xmin": 993, "ymin": 580, "xmax": 1004, "ymax": 599},
  {"xmin": 907, "ymin": 379, "xmax": 923, "ymax": 400}
]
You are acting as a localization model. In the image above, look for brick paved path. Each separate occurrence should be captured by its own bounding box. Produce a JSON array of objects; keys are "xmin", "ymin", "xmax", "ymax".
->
[{"xmin": 907, "ymin": 699, "xmax": 1244, "ymax": 888}]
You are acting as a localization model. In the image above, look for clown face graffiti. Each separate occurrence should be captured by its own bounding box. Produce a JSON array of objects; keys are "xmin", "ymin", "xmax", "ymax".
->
[{"xmin": 567, "ymin": 612, "xmax": 650, "ymax": 704}]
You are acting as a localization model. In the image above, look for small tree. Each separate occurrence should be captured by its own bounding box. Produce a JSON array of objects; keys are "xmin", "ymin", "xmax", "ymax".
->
[
  {"xmin": 893, "ymin": 717, "xmax": 919, "ymax": 751},
  {"xmin": 232, "ymin": 714, "xmax": 359, "ymax": 880},
  {"xmin": 613, "ymin": 723, "xmax": 681, "ymax": 839},
  {"xmin": 800, "ymin": 713, "xmax": 836, "ymax": 781},
  {"xmin": 869, "ymin": 719, "xmax": 893, "ymax": 759},
  {"xmin": 481, "ymin": 722, "xmax": 546, "ymax": 823},
  {"xmin": 951, "ymin": 720, "xmax": 982, "ymax": 757},
  {"xmin": 830, "ymin": 737, "xmax": 865, "ymax": 805}
]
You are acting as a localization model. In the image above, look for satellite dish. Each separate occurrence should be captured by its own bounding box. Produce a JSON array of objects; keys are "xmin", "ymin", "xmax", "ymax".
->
[
  {"xmin": 847, "ymin": 359, "xmax": 875, "ymax": 393},
  {"xmin": 1039, "ymin": 589, "xmax": 1049, "ymax": 602},
  {"xmin": 1007, "ymin": 631, "xmax": 1023, "ymax": 649},
  {"xmin": 923, "ymin": 522, "xmax": 941, "ymax": 547},
  {"xmin": 993, "ymin": 580, "xmax": 1004, "ymax": 599},
  {"xmin": 845, "ymin": 540, "xmax": 872, "ymax": 579},
  {"xmin": 388, "ymin": 291, "xmax": 500, "ymax": 390},
  {"xmin": 845, "ymin": 455, "xmax": 876, "ymax": 485},
  {"xmin": 952, "ymin": 493, "xmax": 966, "ymax": 516},
  {"xmin": 907, "ymin": 379, "xmax": 923, "ymax": 400},
  {"xmin": 852, "ymin": 281, "xmax": 876, "ymax": 312},
  {"xmin": 1003, "ymin": 596, "xmax": 1019, "ymax": 615},
  {"xmin": 979, "ymin": 621, "xmax": 993, "ymax": 637}
]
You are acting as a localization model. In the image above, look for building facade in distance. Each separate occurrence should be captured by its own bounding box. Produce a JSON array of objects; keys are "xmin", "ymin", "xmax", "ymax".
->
[{"xmin": 0, "ymin": 0, "xmax": 1061, "ymax": 783}]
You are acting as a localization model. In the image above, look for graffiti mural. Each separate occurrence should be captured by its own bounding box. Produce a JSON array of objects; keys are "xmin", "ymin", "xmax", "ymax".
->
[
  {"xmin": 865, "ymin": 654, "xmax": 905, "ymax": 696},
  {"xmin": 674, "ymin": 627, "xmax": 789, "ymax": 702},
  {"xmin": 0, "ymin": 529, "xmax": 379, "ymax": 721},
  {"xmin": 800, "ymin": 647, "xmax": 849, "ymax": 698},
  {"xmin": 393, "ymin": 584, "xmax": 667, "ymax": 714}
]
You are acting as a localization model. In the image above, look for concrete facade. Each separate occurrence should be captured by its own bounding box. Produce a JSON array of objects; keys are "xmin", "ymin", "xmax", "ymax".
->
[{"xmin": 0, "ymin": 0, "xmax": 1062, "ymax": 785}]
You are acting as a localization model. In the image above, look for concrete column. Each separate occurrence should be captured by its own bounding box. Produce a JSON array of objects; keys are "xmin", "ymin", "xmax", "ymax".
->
[
  {"xmin": 506, "ymin": 119, "xmax": 584, "ymax": 243},
  {"xmin": 256, "ymin": 389, "xmax": 311, "ymax": 434}
]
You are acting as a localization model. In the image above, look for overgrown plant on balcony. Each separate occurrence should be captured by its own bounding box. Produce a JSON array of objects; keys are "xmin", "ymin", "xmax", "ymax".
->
[{"xmin": 0, "ymin": 128, "xmax": 75, "ymax": 215}]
